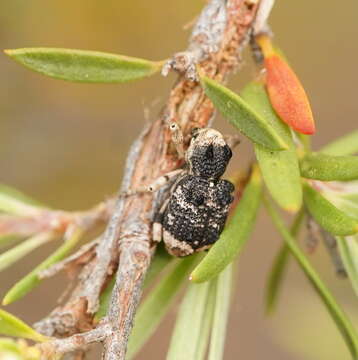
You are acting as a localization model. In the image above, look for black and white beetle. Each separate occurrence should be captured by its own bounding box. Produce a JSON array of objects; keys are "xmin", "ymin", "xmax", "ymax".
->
[
  {"xmin": 125, "ymin": 126, "xmax": 238, "ymax": 257},
  {"xmin": 153, "ymin": 127, "xmax": 237, "ymax": 256}
]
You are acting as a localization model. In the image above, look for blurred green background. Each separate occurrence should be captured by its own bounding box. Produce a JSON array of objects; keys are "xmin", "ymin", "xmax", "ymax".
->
[{"xmin": 1, "ymin": 1, "xmax": 357, "ymax": 359}]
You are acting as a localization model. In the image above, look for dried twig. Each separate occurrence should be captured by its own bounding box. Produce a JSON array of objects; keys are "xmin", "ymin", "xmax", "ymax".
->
[
  {"xmin": 38, "ymin": 238, "xmax": 100, "ymax": 280},
  {"xmin": 0, "ymin": 199, "xmax": 114, "ymax": 241},
  {"xmin": 33, "ymin": 0, "xmax": 272, "ymax": 358}
]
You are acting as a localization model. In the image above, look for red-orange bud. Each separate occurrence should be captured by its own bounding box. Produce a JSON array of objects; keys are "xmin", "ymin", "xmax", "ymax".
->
[{"xmin": 257, "ymin": 35, "xmax": 316, "ymax": 135}]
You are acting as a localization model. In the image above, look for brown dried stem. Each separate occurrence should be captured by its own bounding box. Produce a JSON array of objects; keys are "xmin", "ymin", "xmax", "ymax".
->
[{"xmin": 31, "ymin": 0, "xmax": 271, "ymax": 358}]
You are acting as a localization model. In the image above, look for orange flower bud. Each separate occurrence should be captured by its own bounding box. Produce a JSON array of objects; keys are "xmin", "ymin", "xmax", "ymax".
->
[{"xmin": 256, "ymin": 35, "xmax": 316, "ymax": 135}]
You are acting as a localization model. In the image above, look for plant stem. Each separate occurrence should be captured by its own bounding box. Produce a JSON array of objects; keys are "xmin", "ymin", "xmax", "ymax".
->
[{"xmin": 264, "ymin": 197, "xmax": 358, "ymax": 359}]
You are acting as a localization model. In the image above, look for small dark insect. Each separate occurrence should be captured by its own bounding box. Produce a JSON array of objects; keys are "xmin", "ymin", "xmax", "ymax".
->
[{"xmin": 151, "ymin": 127, "xmax": 236, "ymax": 257}]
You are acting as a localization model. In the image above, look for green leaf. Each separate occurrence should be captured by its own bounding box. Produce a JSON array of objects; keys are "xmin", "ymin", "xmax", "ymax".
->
[
  {"xmin": 0, "ymin": 232, "xmax": 55, "ymax": 272},
  {"xmin": 0, "ymin": 338, "xmax": 20, "ymax": 355},
  {"xmin": 265, "ymin": 245, "xmax": 290, "ymax": 312},
  {"xmin": 166, "ymin": 281, "xmax": 212, "ymax": 360},
  {"xmin": 190, "ymin": 166, "xmax": 262, "ymax": 283},
  {"xmin": 143, "ymin": 244, "xmax": 173, "ymax": 288},
  {"xmin": 337, "ymin": 236, "xmax": 358, "ymax": 297},
  {"xmin": 0, "ymin": 184, "xmax": 44, "ymax": 216},
  {"xmin": 0, "ymin": 235, "xmax": 24, "ymax": 250},
  {"xmin": 95, "ymin": 276, "xmax": 116, "ymax": 322},
  {"xmin": 265, "ymin": 209, "xmax": 304, "ymax": 314},
  {"xmin": 241, "ymin": 81, "xmax": 302, "ymax": 212},
  {"xmin": 320, "ymin": 130, "xmax": 358, "ymax": 156},
  {"xmin": 0, "ymin": 338, "xmax": 23, "ymax": 360},
  {"xmin": 0, "ymin": 309, "xmax": 47, "ymax": 342},
  {"xmin": 208, "ymin": 263, "xmax": 233, "ymax": 360},
  {"xmin": 300, "ymin": 152, "xmax": 358, "ymax": 181},
  {"xmin": 0, "ymin": 338, "xmax": 41, "ymax": 360},
  {"xmin": 2, "ymin": 228, "xmax": 84, "ymax": 305},
  {"xmin": 303, "ymin": 182, "xmax": 358, "ymax": 236},
  {"xmin": 95, "ymin": 244, "xmax": 173, "ymax": 321},
  {"xmin": 127, "ymin": 255, "xmax": 200, "ymax": 359},
  {"xmin": 199, "ymin": 75, "xmax": 288, "ymax": 150},
  {"xmin": 264, "ymin": 198, "xmax": 358, "ymax": 359},
  {"xmin": 5, "ymin": 48, "xmax": 164, "ymax": 83},
  {"xmin": 195, "ymin": 281, "xmax": 216, "ymax": 360},
  {"xmin": 324, "ymin": 190, "xmax": 358, "ymax": 219},
  {"xmin": 341, "ymin": 190, "xmax": 358, "ymax": 204}
]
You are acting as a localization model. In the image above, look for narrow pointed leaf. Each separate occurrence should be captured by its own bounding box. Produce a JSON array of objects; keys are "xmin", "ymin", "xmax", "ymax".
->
[
  {"xmin": 241, "ymin": 81, "xmax": 302, "ymax": 212},
  {"xmin": 0, "ymin": 232, "xmax": 55, "ymax": 272},
  {"xmin": 318, "ymin": 181, "xmax": 358, "ymax": 219},
  {"xmin": 143, "ymin": 245, "xmax": 174, "ymax": 288},
  {"xmin": 300, "ymin": 152, "xmax": 358, "ymax": 181},
  {"xmin": 199, "ymin": 75, "xmax": 288, "ymax": 150},
  {"xmin": 324, "ymin": 193, "xmax": 358, "ymax": 220},
  {"xmin": 265, "ymin": 199, "xmax": 358, "ymax": 359},
  {"xmin": 127, "ymin": 255, "xmax": 200, "ymax": 359},
  {"xmin": 166, "ymin": 281, "xmax": 211, "ymax": 360},
  {"xmin": 2, "ymin": 228, "xmax": 84, "ymax": 305},
  {"xmin": 95, "ymin": 245, "xmax": 173, "ymax": 321},
  {"xmin": 208, "ymin": 263, "xmax": 233, "ymax": 360},
  {"xmin": 5, "ymin": 48, "xmax": 164, "ymax": 83},
  {"xmin": 337, "ymin": 236, "xmax": 358, "ymax": 297},
  {"xmin": 321, "ymin": 130, "xmax": 358, "ymax": 156},
  {"xmin": 0, "ymin": 235, "xmax": 24, "ymax": 250},
  {"xmin": 191, "ymin": 166, "xmax": 262, "ymax": 283},
  {"xmin": 265, "ymin": 209, "xmax": 304, "ymax": 314},
  {"xmin": 95, "ymin": 276, "xmax": 116, "ymax": 321},
  {"xmin": 0, "ymin": 338, "xmax": 41, "ymax": 360},
  {"xmin": 341, "ymin": 191, "xmax": 358, "ymax": 204},
  {"xmin": 303, "ymin": 183, "xmax": 358, "ymax": 236},
  {"xmin": 265, "ymin": 245, "xmax": 290, "ymax": 312},
  {"xmin": 0, "ymin": 338, "xmax": 21, "ymax": 356},
  {"xmin": 256, "ymin": 35, "xmax": 315, "ymax": 135},
  {"xmin": 0, "ymin": 338, "xmax": 21, "ymax": 352},
  {"xmin": 0, "ymin": 184, "xmax": 44, "ymax": 216},
  {"xmin": 195, "ymin": 281, "xmax": 216, "ymax": 360},
  {"xmin": 0, "ymin": 309, "xmax": 47, "ymax": 342}
]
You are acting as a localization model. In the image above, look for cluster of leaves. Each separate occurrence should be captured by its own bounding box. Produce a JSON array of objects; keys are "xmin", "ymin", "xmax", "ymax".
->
[{"xmin": 1, "ymin": 33, "xmax": 358, "ymax": 359}]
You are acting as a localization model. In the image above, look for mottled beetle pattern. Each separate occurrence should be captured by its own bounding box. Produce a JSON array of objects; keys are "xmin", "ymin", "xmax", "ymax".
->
[{"xmin": 152, "ymin": 128, "xmax": 235, "ymax": 257}]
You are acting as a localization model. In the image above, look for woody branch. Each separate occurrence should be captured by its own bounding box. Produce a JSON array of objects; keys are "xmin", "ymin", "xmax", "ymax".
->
[{"xmin": 31, "ymin": 0, "xmax": 274, "ymax": 358}]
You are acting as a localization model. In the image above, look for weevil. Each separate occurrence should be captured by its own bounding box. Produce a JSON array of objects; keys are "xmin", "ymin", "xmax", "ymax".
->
[
  {"xmin": 124, "ymin": 125, "xmax": 238, "ymax": 257},
  {"xmin": 151, "ymin": 127, "xmax": 237, "ymax": 256}
]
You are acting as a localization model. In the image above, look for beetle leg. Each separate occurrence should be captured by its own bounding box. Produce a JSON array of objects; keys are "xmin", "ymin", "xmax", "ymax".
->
[
  {"xmin": 169, "ymin": 122, "xmax": 185, "ymax": 159},
  {"xmin": 121, "ymin": 169, "xmax": 184, "ymax": 197},
  {"xmin": 152, "ymin": 197, "xmax": 170, "ymax": 243},
  {"xmin": 223, "ymin": 134, "xmax": 241, "ymax": 149}
]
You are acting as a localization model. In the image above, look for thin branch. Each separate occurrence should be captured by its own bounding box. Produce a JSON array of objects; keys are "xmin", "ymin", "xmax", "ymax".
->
[
  {"xmin": 102, "ymin": 0, "xmax": 264, "ymax": 359},
  {"xmin": 0, "ymin": 199, "xmax": 114, "ymax": 241},
  {"xmin": 38, "ymin": 237, "xmax": 100, "ymax": 279},
  {"xmin": 39, "ymin": 323, "xmax": 111, "ymax": 357},
  {"xmin": 34, "ymin": 0, "xmax": 273, "ymax": 358}
]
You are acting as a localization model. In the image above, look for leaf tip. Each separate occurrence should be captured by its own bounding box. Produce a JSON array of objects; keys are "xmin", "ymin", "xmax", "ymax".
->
[
  {"xmin": 188, "ymin": 271, "xmax": 204, "ymax": 283},
  {"xmin": 2, "ymin": 297, "xmax": 10, "ymax": 306},
  {"xmin": 2, "ymin": 290, "xmax": 14, "ymax": 306},
  {"xmin": 251, "ymin": 164, "xmax": 262, "ymax": 183},
  {"xmin": 3, "ymin": 49, "xmax": 14, "ymax": 57},
  {"xmin": 284, "ymin": 203, "xmax": 301, "ymax": 214}
]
